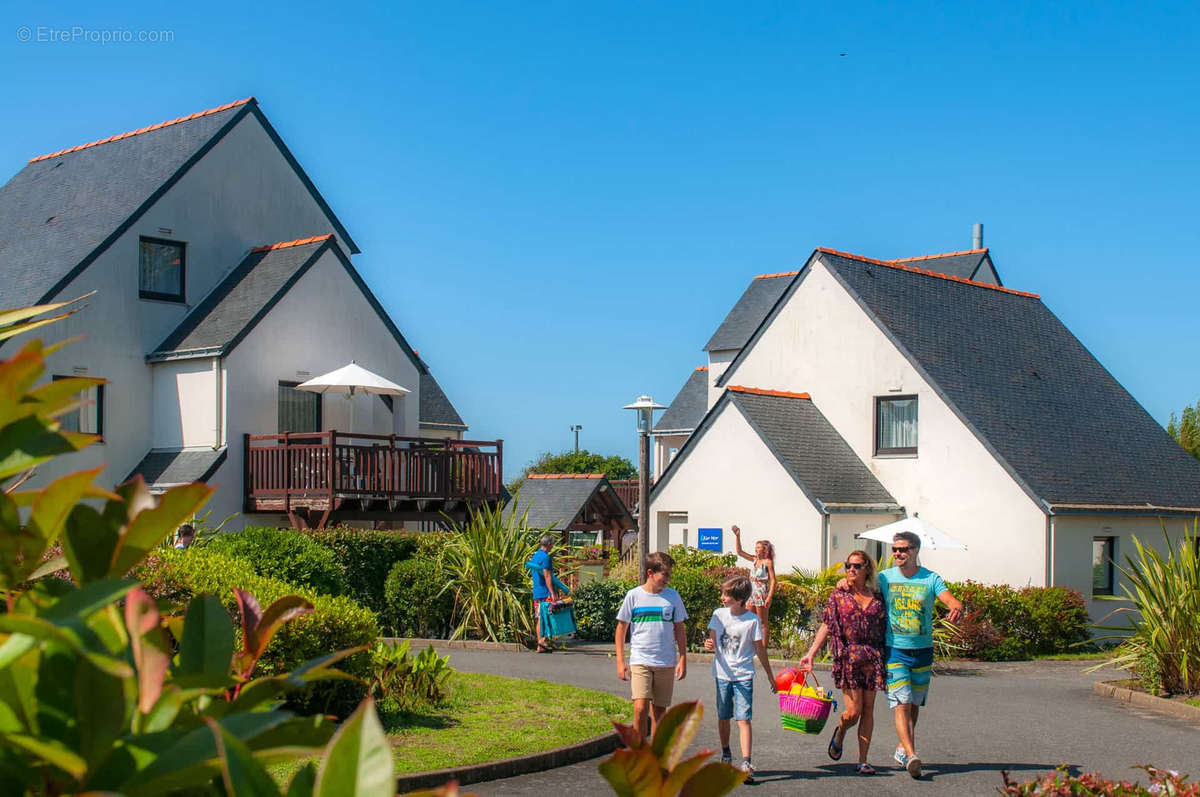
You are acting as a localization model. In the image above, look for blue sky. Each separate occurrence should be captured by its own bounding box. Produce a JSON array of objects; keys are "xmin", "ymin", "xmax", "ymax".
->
[{"xmin": 3, "ymin": 1, "xmax": 1197, "ymax": 477}]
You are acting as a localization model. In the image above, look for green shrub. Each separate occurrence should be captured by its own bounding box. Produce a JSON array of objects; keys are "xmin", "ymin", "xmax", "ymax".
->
[
  {"xmin": 667, "ymin": 544, "xmax": 738, "ymax": 570},
  {"xmin": 137, "ymin": 547, "xmax": 379, "ymax": 716},
  {"xmin": 301, "ymin": 528, "xmax": 419, "ymax": 612},
  {"xmin": 1000, "ymin": 764, "xmax": 1194, "ymax": 795},
  {"xmin": 574, "ymin": 578, "xmax": 636, "ymax": 641},
  {"xmin": 669, "ymin": 567, "xmax": 722, "ymax": 648},
  {"xmin": 371, "ymin": 640, "xmax": 454, "ymax": 712},
  {"xmin": 384, "ymin": 556, "xmax": 455, "ymax": 638},
  {"xmin": 208, "ymin": 525, "xmax": 348, "ymax": 597},
  {"xmin": 1019, "ymin": 584, "xmax": 1089, "ymax": 655},
  {"xmin": 945, "ymin": 581, "xmax": 1090, "ymax": 661}
]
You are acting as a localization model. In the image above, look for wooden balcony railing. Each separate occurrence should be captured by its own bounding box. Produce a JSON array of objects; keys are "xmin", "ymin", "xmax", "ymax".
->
[
  {"xmin": 609, "ymin": 478, "xmax": 647, "ymax": 515},
  {"xmin": 244, "ymin": 431, "xmax": 503, "ymax": 513}
]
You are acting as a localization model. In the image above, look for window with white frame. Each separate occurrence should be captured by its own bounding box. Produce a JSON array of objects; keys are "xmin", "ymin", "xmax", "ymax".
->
[
  {"xmin": 875, "ymin": 395, "xmax": 918, "ymax": 455},
  {"xmin": 52, "ymin": 375, "xmax": 103, "ymax": 437},
  {"xmin": 1092, "ymin": 536, "xmax": 1115, "ymax": 596},
  {"xmin": 139, "ymin": 237, "xmax": 186, "ymax": 302},
  {"xmin": 278, "ymin": 382, "xmax": 321, "ymax": 433}
]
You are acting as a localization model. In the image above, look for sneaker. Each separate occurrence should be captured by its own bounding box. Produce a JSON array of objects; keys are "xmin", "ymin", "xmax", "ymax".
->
[
  {"xmin": 721, "ymin": 751, "xmax": 732, "ymax": 765},
  {"xmin": 739, "ymin": 760, "xmax": 756, "ymax": 784},
  {"xmin": 893, "ymin": 746, "xmax": 908, "ymax": 768},
  {"xmin": 906, "ymin": 754, "xmax": 922, "ymax": 779}
]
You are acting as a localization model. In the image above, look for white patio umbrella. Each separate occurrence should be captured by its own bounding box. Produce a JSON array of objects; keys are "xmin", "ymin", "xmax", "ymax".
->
[
  {"xmin": 296, "ymin": 361, "xmax": 410, "ymax": 433},
  {"xmin": 856, "ymin": 515, "xmax": 968, "ymax": 551}
]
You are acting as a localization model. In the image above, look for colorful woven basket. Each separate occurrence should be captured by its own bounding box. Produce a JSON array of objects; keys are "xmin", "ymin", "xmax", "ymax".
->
[{"xmin": 779, "ymin": 670, "xmax": 836, "ymax": 734}]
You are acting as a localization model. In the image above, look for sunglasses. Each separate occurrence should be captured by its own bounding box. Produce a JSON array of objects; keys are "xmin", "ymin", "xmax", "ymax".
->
[
  {"xmin": 844, "ymin": 562, "xmax": 865, "ymax": 570},
  {"xmin": 891, "ymin": 546, "xmax": 914, "ymax": 554}
]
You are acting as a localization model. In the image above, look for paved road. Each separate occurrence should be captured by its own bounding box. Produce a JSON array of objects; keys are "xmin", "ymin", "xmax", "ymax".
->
[{"xmin": 440, "ymin": 649, "xmax": 1199, "ymax": 796}]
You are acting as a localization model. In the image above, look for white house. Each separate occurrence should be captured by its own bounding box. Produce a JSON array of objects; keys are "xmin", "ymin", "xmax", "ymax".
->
[
  {"xmin": 0, "ymin": 97, "xmax": 500, "ymax": 530},
  {"xmin": 649, "ymin": 242, "xmax": 1200, "ymax": 616}
]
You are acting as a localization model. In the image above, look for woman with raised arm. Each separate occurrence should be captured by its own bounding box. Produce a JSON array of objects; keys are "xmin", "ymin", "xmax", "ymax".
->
[
  {"xmin": 731, "ymin": 525, "xmax": 776, "ymax": 647},
  {"xmin": 798, "ymin": 549, "xmax": 886, "ymax": 775}
]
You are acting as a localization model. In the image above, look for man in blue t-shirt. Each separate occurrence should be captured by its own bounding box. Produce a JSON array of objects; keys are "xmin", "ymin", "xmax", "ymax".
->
[
  {"xmin": 877, "ymin": 530, "xmax": 963, "ymax": 779},
  {"xmin": 529, "ymin": 534, "xmax": 559, "ymax": 652}
]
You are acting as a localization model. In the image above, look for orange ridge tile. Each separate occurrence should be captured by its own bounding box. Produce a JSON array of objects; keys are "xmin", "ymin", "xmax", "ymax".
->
[
  {"xmin": 526, "ymin": 473, "xmax": 605, "ymax": 479},
  {"xmin": 816, "ymin": 247, "xmax": 1040, "ymax": 299},
  {"xmin": 694, "ymin": 366, "xmax": 708, "ymax": 371},
  {"xmin": 728, "ymin": 385, "xmax": 811, "ymax": 399},
  {"xmin": 889, "ymin": 248, "xmax": 987, "ymax": 263},
  {"xmin": 29, "ymin": 97, "xmax": 256, "ymax": 163},
  {"xmin": 753, "ymin": 270, "xmax": 800, "ymax": 280},
  {"xmin": 251, "ymin": 234, "xmax": 333, "ymax": 253}
]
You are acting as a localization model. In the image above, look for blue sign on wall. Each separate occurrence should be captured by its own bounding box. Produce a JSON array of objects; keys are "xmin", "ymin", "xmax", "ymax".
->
[{"xmin": 697, "ymin": 528, "xmax": 723, "ymax": 551}]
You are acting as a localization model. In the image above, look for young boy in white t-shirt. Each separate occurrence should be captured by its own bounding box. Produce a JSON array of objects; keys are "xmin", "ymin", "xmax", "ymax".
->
[
  {"xmin": 704, "ymin": 574, "xmax": 777, "ymax": 782},
  {"xmin": 615, "ymin": 551, "xmax": 688, "ymax": 738}
]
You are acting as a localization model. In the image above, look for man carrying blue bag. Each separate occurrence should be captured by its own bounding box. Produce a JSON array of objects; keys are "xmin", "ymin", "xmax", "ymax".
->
[{"xmin": 527, "ymin": 534, "xmax": 571, "ymax": 652}]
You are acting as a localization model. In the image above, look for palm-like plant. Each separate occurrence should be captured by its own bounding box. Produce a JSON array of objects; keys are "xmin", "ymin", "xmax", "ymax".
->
[
  {"xmin": 1091, "ymin": 519, "xmax": 1200, "ymax": 695},
  {"xmin": 441, "ymin": 497, "xmax": 540, "ymax": 644}
]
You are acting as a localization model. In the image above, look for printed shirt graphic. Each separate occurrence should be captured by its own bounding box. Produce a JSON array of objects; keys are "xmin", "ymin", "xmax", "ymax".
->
[
  {"xmin": 878, "ymin": 566, "xmax": 948, "ymax": 649},
  {"xmin": 617, "ymin": 586, "xmax": 688, "ymax": 667},
  {"xmin": 707, "ymin": 607, "xmax": 763, "ymax": 681}
]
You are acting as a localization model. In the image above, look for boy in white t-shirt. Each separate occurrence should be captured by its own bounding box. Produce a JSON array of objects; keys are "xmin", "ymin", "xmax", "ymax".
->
[
  {"xmin": 615, "ymin": 551, "xmax": 688, "ymax": 738},
  {"xmin": 704, "ymin": 574, "xmax": 777, "ymax": 782}
]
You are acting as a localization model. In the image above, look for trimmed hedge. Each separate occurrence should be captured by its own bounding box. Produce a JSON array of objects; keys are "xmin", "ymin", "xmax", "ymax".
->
[
  {"xmin": 137, "ymin": 547, "xmax": 379, "ymax": 716},
  {"xmin": 945, "ymin": 581, "xmax": 1090, "ymax": 661},
  {"xmin": 383, "ymin": 556, "xmax": 455, "ymax": 638},
  {"xmin": 573, "ymin": 578, "xmax": 635, "ymax": 641},
  {"xmin": 299, "ymin": 529, "xmax": 418, "ymax": 612},
  {"xmin": 206, "ymin": 526, "xmax": 348, "ymax": 597}
]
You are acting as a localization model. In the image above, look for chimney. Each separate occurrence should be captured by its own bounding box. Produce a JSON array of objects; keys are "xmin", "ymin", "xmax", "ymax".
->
[{"xmin": 972, "ymin": 223, "xmax": 984, "ymax": 250}]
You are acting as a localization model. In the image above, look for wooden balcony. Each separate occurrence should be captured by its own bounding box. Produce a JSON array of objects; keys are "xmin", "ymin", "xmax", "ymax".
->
[
  {"xmin": 609, "ymin": 478, "xmax": 649, "ymax": 516},
  {"xmin": 244, "ymin": 432, "xmax": 503, "ymax": 529}
]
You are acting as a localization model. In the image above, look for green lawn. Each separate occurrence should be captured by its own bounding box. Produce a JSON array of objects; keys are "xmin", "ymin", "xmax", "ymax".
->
[
  {"xmin": 1186, "ymin": 698, "xmax": 1200, "ymax": 709},
  {"xmin": 1032, "ymin": 650, "xmax": 1113, "ymax": 661},
  {"xmin": 272, "ymin": 671, "xmax": 629, "ymax": 786},
  {"xmin": 386, "ymin": 672, "xmax": 628, "ymax": 774}
]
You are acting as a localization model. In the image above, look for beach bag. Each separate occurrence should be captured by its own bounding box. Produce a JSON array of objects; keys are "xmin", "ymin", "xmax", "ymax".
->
[
  {"xmin": 779, "ymin": 670, "xmax": 837, "ymax": 734},
  {"xmin": 539, "ymin": 599, "xmax": 577, "ymax": 638}
]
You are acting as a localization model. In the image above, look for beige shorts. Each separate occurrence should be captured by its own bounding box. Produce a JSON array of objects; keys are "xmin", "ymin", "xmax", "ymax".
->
[{"xmin": 631, "ymin": 664, "xmax": 675, "ymax": 707}]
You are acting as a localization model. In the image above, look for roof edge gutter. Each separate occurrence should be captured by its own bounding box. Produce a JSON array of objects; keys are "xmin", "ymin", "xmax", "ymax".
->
[{"xmin": 146, "ymin": 346, "xmax": 226, "ymax": 363}]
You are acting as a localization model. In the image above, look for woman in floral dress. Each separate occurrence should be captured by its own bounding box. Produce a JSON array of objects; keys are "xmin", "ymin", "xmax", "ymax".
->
[{"xmin": 799, "ymin": 550, "xmax": 886, "ymax": 774}]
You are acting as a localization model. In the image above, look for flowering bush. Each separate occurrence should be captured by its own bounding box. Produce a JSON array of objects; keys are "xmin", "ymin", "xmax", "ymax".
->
[{"xmin": 999, "ymin": 765, "xmax": 1197, "ymax": 795}]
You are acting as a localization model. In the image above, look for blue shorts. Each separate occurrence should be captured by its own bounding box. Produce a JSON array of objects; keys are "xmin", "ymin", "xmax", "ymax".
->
[
  {"xmin": 715, "ymin": 678, "xmax": 753, "ymax": 721},
  {"xmin": 886, "ymin": 647, "xmax": 933, "ymax": 708}
]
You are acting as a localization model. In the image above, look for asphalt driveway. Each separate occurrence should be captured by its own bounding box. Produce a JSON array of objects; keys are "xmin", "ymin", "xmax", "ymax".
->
[{"xmin": 439, "ymin": 649, "xmax": 1200, "ymax": 796}]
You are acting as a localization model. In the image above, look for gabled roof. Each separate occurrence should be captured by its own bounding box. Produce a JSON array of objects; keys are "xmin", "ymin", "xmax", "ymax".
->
[
  {"xmin": 0, "ymin": 97, "xmax": 358, "ymax": 311},
  {"xmin": 126, "ymin": 447, "xmax": 227, "ymax": 488},
  {"xmin": 148, "ymin": 235, "xmax": 424, "ymax": 373},
  {"xmin": 704, "ymin": 272, "xmax": 795, "ymax": 352},
  {"xmin": 654, "ymin": 367, "xmax": 708, "ymax": 434},
  {"xmin": 889, "ymin": 248, "xmax": 1000, "ymax": 285},
  {"xmin": 509, "ymin": 474, "xmax": 635, "ymax": 531},
  {"xmin": 728, "ymin": 247, "xmax": 1200, "ymax": 512},
  {"xmin": 653, "ymin": 386, "xmax": 899, "ymax": 513},
  {"xmin": 419, "ymin": 371, "xmax": 468, "ymax": 430}
]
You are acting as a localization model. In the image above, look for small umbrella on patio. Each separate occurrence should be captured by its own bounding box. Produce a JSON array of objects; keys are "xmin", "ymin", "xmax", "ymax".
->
[
  {"xmin": 856, "ymin": 515, "xmax": 968, "ymax": 551},
  {"xmin": 296, "ymin": 361, "xmax": 410, "ymax": 433}
]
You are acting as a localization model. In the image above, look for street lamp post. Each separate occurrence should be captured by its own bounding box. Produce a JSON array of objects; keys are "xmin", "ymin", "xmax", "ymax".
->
[
  {"xmin": 570, "ymin": 424, "xmax": 582, "ymax": 453},
  {"xmin": 623, "ymin": 395, "xmax": 665, "ymax": 582}
]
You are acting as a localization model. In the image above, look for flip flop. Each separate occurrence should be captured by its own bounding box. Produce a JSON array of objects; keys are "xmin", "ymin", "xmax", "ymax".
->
[
  {"xmin": 827, "ymin": 728, "xmax": 844, "ymax": 761},
  {"xmin": 855, "ymin": 763, "xmax": 876, "ymax": 775}
]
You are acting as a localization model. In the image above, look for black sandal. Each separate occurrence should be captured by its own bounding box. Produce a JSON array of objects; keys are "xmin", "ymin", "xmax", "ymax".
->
[{"xmin": 827, "ymin": 727, "xmax": 844, "ymax": 761}]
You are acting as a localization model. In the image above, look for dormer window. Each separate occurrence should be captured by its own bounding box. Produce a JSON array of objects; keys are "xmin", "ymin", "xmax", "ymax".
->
[
  {"xmin": 139, "ymin": 237, "xmax": 186, "ymax": 302},
  {"xmin": 875, "ymin": 395, "xmax": 917, "ymax": 456}
]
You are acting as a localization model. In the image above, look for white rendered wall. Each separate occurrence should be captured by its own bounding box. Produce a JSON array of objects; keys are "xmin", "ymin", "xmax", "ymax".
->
[
  {"xmin": 1052, "ymin": 513, "xmax": 1197, "ymax": 621},
  {"xmin": 151, "ymin": 359, "xmax": 219, "ymax": 449},
  {"xmin": 32, "ymin": 111, "xmax": 353, "ymax": 492},
  {"xmin": 210, "ymin": 248, "xmax": 423, "ymax": 527},
  {"xmin": 706, "ymin": 350, "xmax": 736, "ymax": 409},
  {"xmin": 721, "ymin": 257, "xmax": 1048, "ymax": 587},
  {"xmin": 650, "ymin": 400, "xmax": 824, "ymax": 571}
]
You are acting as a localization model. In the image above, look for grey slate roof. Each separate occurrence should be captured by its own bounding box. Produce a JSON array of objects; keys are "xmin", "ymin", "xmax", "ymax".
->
[
  {"xmin": 817, "ymin": 250, "xmax": 1200, "ymax": 510},
  {"xmin": 419, "ymin": 371, "xmax": 467, "ymax": 430},
  {"xmin": 0, "ymin": 98, "xmax": 359, "ymax": 312},
  {"xmin": 728, "ymin": 390, "xmax": 898, "ymax": 508},
  {"xmin": 152, "ymin": 237, "xmax": 329, "ymax": 357},
  {"xmin": 890, "ymin": 250, "xmax": 999, "ymax": 284},
  {"xmin": 509, "ymin": 476, "xmax": 633, "ymax": 531},
  {"xmin": 126, "ymin": 448, "xmax": 227, "ymax": 487},
  {"xmin": 654, "ymin": 368, "xmax": 708, "ymax": 433},
  {"xmin": 704, "ymin": 273, "xmax": 794, "ymax": 352}
]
